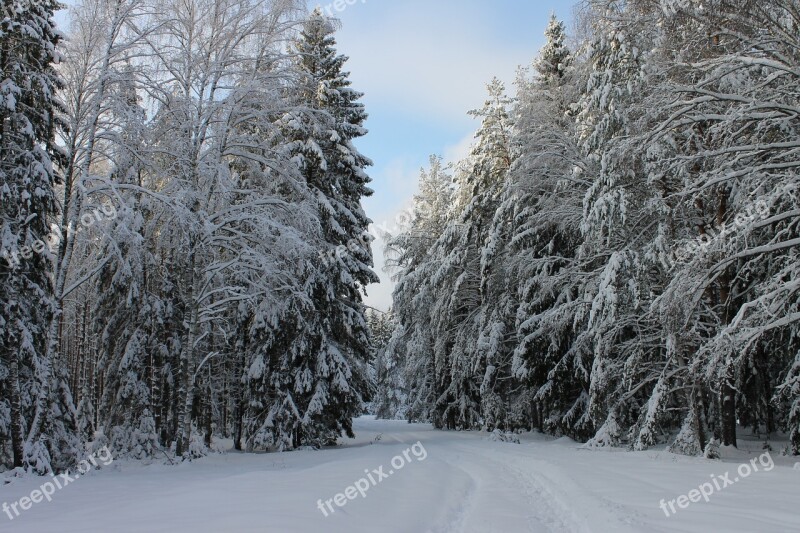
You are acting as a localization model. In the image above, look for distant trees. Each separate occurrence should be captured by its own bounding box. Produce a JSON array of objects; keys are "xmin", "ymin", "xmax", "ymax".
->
[{"xmin": 381, "ymin": 1, "xmax": 800, "ymax": 456}]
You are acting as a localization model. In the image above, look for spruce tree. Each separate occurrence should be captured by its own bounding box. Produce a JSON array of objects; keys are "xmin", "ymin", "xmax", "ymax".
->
[
  {"xmin": 535, "ymin": 14, "xmax": 571, "ymax": 80},
  {"xmin": 430, "ymin": 79, "xmax": 514, "ymax": 430},
  {"xmin": 482, "ymin": 17, "xmax": 585, "ymax": 434},
  {"xmin": 92, "ymin": 70, "xmax": 161, "ymax": 458},
  {"xmin": 383, "ymin": 157, "xmax": 453, "ymax": 424},
  {"xmin": 276, "ymin": 9, "xmax": 378, "ymax": 446},
  {"xmin": 0, "ymin": 0, "xmax": 80, "ymax": 472}
]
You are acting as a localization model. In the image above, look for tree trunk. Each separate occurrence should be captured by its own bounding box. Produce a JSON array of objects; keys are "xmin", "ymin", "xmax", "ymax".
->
[
  {"xmin": 717, "ymin": 189, "xmax": 737, "ymax": 448},
  {"xmin": 9, "ymin": 359, "xmax": 25, "ymax": 468},
  {"xmin": 721, "ymin": 362, "xmax": 737, "ymax": 447},
  {"xmin": 175, "ymin": 235, "xmax": 199, "ymax": 456},
  {"xmin": 234, "ymin": 404, "xmax": 244, "ymax": 451},
  {"xmin": 691, "ymin": 380, "xmax": 709, "ymax": 451},
  {"xmin": 204, "ymin": 383, "xmax": 212, "ymax": 448}
]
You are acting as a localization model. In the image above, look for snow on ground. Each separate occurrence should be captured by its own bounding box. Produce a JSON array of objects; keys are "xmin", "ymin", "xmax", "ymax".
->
[{"xmin": 2, "ymin": 416, "xmax": 798, "ymax": 532}]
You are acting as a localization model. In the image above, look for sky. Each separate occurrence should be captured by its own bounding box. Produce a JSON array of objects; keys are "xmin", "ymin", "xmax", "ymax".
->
[
  {"xmin": 54, "ymin": 0, "xmax": 577, "ymax": 312},
  {"xmin": 330, "ymin": 0, "xmax": 576, "ymax": 311}
]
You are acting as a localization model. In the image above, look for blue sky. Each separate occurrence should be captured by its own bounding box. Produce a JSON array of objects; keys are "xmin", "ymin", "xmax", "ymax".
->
[
  {"xmin": 55, "ymin": 0, "xmax": 576, "ymax": 311},
  {"xmin": 331, "ymin": 1, "xmax": 576, "ymax": 310}
]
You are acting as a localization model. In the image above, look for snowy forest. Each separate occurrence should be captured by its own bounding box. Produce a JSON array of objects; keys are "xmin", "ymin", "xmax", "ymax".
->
[
  {"xmin": 1, "ymin": 0, "xmax": 380, "ymax": 473},
  {"xmin": 376, "ymin": 0, "xmax": 800, "ymax": 459},
  {"xmin": 1, "ymin": 0, "xmax": 800, "ymax": 487}
]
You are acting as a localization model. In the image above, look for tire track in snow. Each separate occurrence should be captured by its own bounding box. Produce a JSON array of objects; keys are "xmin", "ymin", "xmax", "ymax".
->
[
  {"xmin": 497, "ymin": 456, "xmax": 585, "ymax": 532},
  {"xmin": 494, "ymin": 449, "xmax": 643, "ymax": 533},
  {"xmin": 428, "ymin": 444, "xmax": 553, "ymax": 533},
  {"xmin": 353, "ymin": 419, "xmax": 640, "ymax": 532},
  {"xmin": 442, "ymin": 441, "xmax": 644, "ymax": 533},
  {"xmin": 448, "ymin": 442, "xmax": 571, "ymax": 533},
  {"xmin": 425, "ymin": 455, "xmax": 478, "ymax": 533}
]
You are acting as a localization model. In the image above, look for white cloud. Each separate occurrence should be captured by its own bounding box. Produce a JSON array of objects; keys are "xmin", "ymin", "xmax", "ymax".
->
[
  {"xmin": 362, "ymin": 123, "xmax": 496, "ymax": 313},
  {"xmin": 364, "ymin": 240, "xmax": 395, "ymax": 313},
  {"xmin": 362, "ymin": 157, "xmax": 421, "ymax": 311},
  {"xmin": 337, "ymin": 2, "xmax": 532, "ymax": 126},
  {"xmin": 443, "ymin": 132, "xmax": 475, "ymax": 166}
]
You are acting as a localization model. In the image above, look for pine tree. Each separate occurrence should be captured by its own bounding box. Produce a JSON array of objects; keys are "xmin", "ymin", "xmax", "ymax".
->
[
  {"xmin": 92, "ymin": 68, "xmax": 161, "ymax": 458},
  {"xmin": 367, "ymin": 310, "xmax": 393, "ymax": 412},
  {"xmin": 467, "ymin": 79, "xmax": 517, "ymax": 431},
  {"xmin": 265, "ymin": 8, "xmax": 378, "ymax": 447},
  {"xmin": 535, "ymin": 15, "xmax": 571, "ymax": 80},
  {"xmin": 383, "ymin": 157, "xmax": 454, "ymax": 424},
  {"xmin": 424, "ymin": 79, "xmax": 514, "ymax": 430},
  {"xmin": 0, "ymin": 0, "xmax": 80, "ymax": 472},
  {"xmin": 500, "ymin": 17, "xmax": 589, "ymax": 436}
]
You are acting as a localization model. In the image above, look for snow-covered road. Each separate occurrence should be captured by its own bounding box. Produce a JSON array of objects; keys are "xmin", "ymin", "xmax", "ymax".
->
[{"xmin": 2, "ymin": 417, "xmax": 798, "ymax": 532}]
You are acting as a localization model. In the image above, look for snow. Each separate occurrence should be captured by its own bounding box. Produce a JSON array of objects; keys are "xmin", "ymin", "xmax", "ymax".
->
[{"xmin": 3, "ymin": 416, "xmax": 797, "ymax": 533}]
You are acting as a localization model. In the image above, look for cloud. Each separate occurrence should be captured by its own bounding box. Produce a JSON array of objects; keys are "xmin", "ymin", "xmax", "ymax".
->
[
  {"xmin": 443, "ymin": 132, "xmax": 475, "ymax": 166},
  {"xmin": 362, "ymin": 157, "xmax": 420, "ymax": 311},
  {"xmin": 365, "ymin": 241, "xmax": 395, "ymax": 313},
  {"xmin": 362, "ymin": 131, "xmax": 483, "ymax": 312},
  {"xmin": 336, "ymin": 1, "xmax": 533, "ymax": 126}
]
